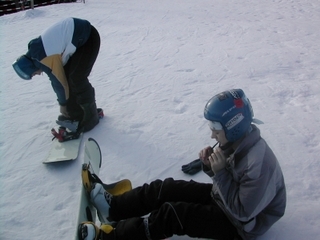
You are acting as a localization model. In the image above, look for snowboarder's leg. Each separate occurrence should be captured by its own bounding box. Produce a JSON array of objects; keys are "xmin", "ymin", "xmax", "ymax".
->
[
  {"xmin": 79, "ymin": 98, "xmax": 99, "ymax": 132},
  {"xmin": 63, "ymin": 25, "xmax": 101, "ymax": 132},
  {"xmin": 112, "ymin": 201, "xmax": 238, "ymax": 239},
  {"xmin": 109, "ymin": 177, "xmax": 213, "ymax": 221},
  {"xmin": 87, "ymin": 178, "xmax": 212, "ymax": 224},
  {"xmin": 145, "ymin": 201, "xmax": 239, "ymax": 239},
  {"xmin": 83, "ymin": 178, "xmax": 238, "ymax": 239},
  {"xmin": 58, "ymin": 91, "xmax": 83, "ymax": 121},
  {"xmin": 79, "ymin": 219, "xmax": 148, "ymax": 240},
  {"xmin": 79, "ymin": 200, "xmax": 238, "ymax": 240}
]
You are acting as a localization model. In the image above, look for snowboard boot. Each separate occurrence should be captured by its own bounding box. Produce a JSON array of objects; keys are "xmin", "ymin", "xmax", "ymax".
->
[
  {"xmin": 90, "ymin": 183, "xmax": 114, "ymax": 224},
  {"xmin": 57, "ymin": 108, "xmax": 83, "ymax": 132},
  {"xmin": 57, "ymin": 108, "xmax": 104, "ymax": 132},
  {"xmin": 57, "ymin": 114, "xmax": 81, "ymax": 122},
  {"xmin": 79, "ymin": 101, "xmax": 99, "ymax": 132},
  {"xmin": 58, "ymin": 102, "xmax": 84, "ymax": 122},
  {"xmin": 78, "ymin": 222, "xmax": 115, "ymax": 240},
  {"xmin": 58, "ymin": 108, "xmax": 104, "ymax": 121}
]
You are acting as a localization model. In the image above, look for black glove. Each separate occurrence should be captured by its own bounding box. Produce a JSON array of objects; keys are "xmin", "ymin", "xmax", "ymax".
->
[{"xmin": 181, "ymin": 159, "xmax": 202, "ymax": 175}]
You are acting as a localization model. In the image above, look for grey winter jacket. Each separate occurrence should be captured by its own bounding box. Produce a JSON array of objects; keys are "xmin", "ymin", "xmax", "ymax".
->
[{"xmin": 204, "ymin": 125, "xmax": 286, "ymax": 240}]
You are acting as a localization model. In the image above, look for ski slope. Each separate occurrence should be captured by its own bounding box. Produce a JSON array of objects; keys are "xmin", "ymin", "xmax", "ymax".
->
[{"xmin": 1, "ymin": 0, "xmax": 320, "ymax": 239}]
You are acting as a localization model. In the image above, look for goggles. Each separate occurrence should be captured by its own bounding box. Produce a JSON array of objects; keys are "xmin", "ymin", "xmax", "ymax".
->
[{"xmin": 208, "ymin": 121, "xmax": 223, "ymax": 131}]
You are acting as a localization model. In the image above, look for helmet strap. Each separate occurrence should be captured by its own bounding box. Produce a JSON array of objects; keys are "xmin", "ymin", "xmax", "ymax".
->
[{"xmin": 220, "ymin": 141, "xmax": 233, "ymax": 150}]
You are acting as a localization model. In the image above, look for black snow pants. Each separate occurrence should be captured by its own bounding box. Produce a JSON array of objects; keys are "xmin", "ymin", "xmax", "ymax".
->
[
  {"xmin": 63, "ymin": 25, "xmax": 100, "ymax": 116},
  {"xmin": 109, "ymin": 178, "xmax": 240, "ymax": 240}
]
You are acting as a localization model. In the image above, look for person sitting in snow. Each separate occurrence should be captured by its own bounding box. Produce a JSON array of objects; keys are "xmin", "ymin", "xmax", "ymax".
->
[
  {"xmin": 12, "ymin": 17, "xmax": 100, "ymax": 133},
  {"xmin": 78, "ymin": 89, "xmax": 286, "ymax": 240}
]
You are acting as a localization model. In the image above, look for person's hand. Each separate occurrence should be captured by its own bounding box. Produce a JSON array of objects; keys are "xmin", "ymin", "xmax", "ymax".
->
[
  {"xmin": 208, "ymin": 147, "xmax": 227, "ymax": 174},
  {"xmin": 199, "ymin": 146, "xmax": 213, "ymax": 167},
  {"xmin": 60, "ymin": 105, "xmax": 70, "ymax": 118}
]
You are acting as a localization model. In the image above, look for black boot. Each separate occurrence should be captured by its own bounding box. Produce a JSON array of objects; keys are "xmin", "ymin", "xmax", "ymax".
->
[
  {"xmin": 79, "ymin": 101, "xmax": 99, "ymax": 132},
  {"xmin": 57, "ymin": 96, "xmax": 83, "ymax": 122},
  {"xmin": 57, "ymin": 111, "xmax": 83, "ymax": 122}
]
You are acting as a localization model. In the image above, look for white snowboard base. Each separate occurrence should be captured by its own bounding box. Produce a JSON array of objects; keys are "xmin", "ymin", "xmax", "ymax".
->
[
  {"xmin": 74, "ymin": 138, "xmax": 102, "ymax": 240},
  {"xmin": 43, "ymin": 133, "xmax": 83, "ymax": 163}
]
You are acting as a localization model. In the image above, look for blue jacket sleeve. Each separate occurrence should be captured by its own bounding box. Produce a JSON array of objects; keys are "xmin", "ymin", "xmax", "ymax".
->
[
  {"xmin": 33, "ymin": 59, "xmax": 67, "ymax": 106},
  {"xmin": 49, "ymin": 74, "xmax": 67, "ymax": 106}
]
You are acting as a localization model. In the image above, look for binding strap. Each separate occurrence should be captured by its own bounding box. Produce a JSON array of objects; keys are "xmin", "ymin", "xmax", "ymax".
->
[{"xmin": 81, "ymin": 163, "xmax": 103, "ymax": 193}]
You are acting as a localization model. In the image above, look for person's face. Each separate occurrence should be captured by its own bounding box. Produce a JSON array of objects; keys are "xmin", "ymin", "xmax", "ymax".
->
[
  {"xmin": 210, "ymin": 128, "xmax": 228, "ymax": 146},
  {"xmin": 32, "ymin": 69, "xmax": 42, "ymax": 77}
]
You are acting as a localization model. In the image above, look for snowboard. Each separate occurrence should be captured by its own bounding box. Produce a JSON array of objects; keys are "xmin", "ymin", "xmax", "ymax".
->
[
  {"xmin": 75, "ymin": 137, "xmax": 102, "ymax": 240},
  {"xmin": 43, "ymin": 133, "xmax": 83, "ymax": 163},
  {"xmin": 43, "ymin": 108, "xmax": 104, "ymax": 164},
  {"xmin": 75, "ymin": 138, "xmax": 132, "ymax": 240}
]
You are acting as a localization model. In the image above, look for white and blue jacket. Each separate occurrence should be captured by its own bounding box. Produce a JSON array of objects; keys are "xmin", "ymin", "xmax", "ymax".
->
[{"xmin": 26, "ymin": 18, "xmax": 92, "ymax": 105}]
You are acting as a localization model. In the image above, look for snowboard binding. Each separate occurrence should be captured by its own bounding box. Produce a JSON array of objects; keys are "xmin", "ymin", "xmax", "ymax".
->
[
  {"xmin": 51, "ymin": 126, "xmax": 81, "ymax": 142},
  {"xmin": 97, "ymin": 108, "xmax": 104, "ymax": 119},
  {"xmin": 82, "ymin": 163, "xmax": 103, "ymax": 194},
  {"xmin": 82, "ymin": 163, "xmax": 133, "ymax": 196}
]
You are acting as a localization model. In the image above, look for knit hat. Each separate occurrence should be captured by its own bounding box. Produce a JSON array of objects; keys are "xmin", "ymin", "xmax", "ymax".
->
[{"xmin": 12, "ymin": 55, "xmax": 39, "ymax": 80}]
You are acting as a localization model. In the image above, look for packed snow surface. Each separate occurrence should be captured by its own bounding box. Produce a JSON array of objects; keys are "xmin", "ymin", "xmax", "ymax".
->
[{"xmin": 1, "ymin": 0, "xmax": 320, "ymax": 239}]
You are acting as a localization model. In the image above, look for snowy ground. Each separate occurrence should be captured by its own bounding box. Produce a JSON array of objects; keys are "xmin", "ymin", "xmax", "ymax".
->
[{"xmin": 1, "ymin": 0, "xmax": 320, "ymax": 239}]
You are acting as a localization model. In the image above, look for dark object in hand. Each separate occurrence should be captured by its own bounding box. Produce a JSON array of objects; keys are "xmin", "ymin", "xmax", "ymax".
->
[{"xmin": 181, "ymin": 159, "xmax": 202, "ymax": 175}]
